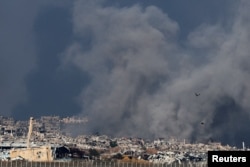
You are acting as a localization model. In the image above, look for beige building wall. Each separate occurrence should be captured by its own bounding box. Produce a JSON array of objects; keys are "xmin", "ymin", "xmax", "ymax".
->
[{"xmin": 10, "ymin": 146, "xmax": 54, "ymax": 162}]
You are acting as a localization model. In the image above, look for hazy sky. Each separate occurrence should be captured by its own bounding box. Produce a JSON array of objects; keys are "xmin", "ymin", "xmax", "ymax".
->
[{"xmin": 1, "ymin": 0, "xmax": 250, "ymax": 146}]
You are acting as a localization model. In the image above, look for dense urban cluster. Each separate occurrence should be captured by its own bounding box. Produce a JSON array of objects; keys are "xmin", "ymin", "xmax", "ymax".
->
[{"xmin": 0, "ymin": 116, "xmax": 245, "ymax": 164}]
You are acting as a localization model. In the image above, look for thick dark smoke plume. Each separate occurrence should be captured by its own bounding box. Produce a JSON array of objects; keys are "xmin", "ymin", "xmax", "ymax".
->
[
  {"xmin": 64, "ymin": 0, "xmax": 250, "ymax": 145},
  {"xmin": 1, "ymin": 0, "xmax": 249, "ymax": 147}
]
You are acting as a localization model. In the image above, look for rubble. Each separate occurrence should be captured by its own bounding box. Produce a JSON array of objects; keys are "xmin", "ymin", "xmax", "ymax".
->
[{"xmin": 0, "ymin": 115, "xmax": 246, "ymax": 164}]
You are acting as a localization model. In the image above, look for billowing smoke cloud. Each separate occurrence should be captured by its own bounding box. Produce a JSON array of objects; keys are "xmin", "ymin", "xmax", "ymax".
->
[{"xmin": 63, "ymin": 0, "xmax": 250, "ymax": 145}]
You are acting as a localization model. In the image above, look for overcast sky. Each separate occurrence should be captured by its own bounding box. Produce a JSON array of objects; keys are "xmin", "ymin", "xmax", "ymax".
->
[{"xmin": 1, "ymin": 0, "xmax": 250, "ymax": 146}]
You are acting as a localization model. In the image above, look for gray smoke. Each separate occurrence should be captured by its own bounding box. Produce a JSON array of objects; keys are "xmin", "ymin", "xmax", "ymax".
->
[{"xmin": 63, "ymin": 0, "xmax": 250, "ymax": 145}]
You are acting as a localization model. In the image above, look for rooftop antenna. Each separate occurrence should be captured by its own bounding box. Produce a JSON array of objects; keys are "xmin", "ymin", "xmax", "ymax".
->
[{"xmin": 27, "ymin": 117, "xmax": 34, "ymax": 148}]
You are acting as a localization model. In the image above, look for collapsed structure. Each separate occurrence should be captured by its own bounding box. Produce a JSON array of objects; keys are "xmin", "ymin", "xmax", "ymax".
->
[
  {"xmin": 10, "ymin": 146, "xmax": 54, "ymax": 161},
  {"xmin": 10, "ymin": 117, "xmax": 54, "ymax": 161}
]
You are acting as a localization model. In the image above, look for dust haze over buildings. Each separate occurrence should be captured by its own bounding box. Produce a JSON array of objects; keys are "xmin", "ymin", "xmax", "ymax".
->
[{"xmin": 1, "ymin": 0, "xmax": 250, "ymax": 147}]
